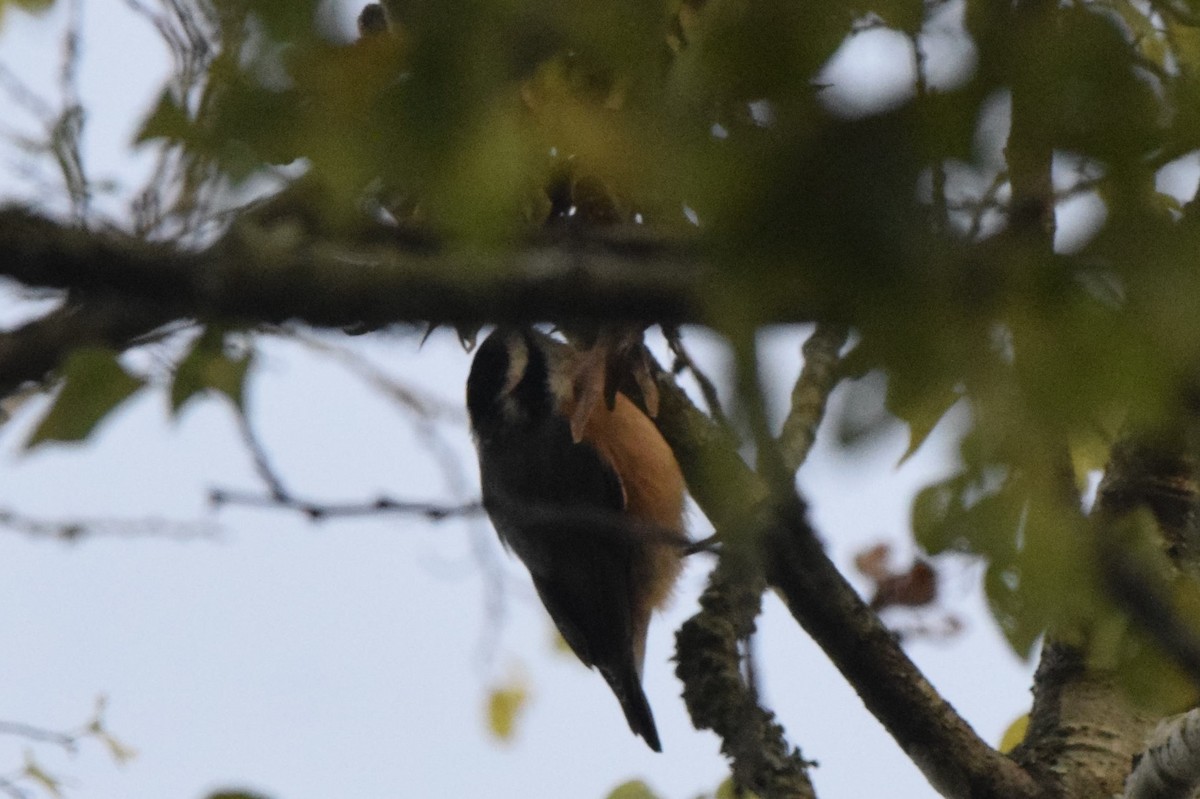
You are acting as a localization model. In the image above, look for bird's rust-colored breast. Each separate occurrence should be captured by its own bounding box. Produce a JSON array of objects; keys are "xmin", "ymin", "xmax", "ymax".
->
[{"xmin": 573, "ymin": 392, "xmax": 688, "ymax": 667}]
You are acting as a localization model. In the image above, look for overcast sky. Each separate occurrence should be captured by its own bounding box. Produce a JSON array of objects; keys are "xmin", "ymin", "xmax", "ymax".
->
[{"xmin": 0, "ymin": 4, "xmax": 1039, "ymax": 798}]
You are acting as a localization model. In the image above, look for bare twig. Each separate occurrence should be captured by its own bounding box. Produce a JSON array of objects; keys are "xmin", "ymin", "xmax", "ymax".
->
[
  {"xmin": 209, "ymin": 488, "xmax": 483, "ymax": 522},
  {"xmin": 910, "ymin": 30, "xmax": 949, "ymax": 235},
  {"xmin": 0, "ymin": 722, "xmax": 75, "ymax": 751},
  {"xmin": 220, "ymin": 393, "xmax": 484, "ymax": 521},
  {"xmin": 664, "ymin": 324, "xmax": 729, "ymax": 427},
  {"xmin": 54, "ymin": 0, "xmax": 89, "ymax": 225},
  {"xmin": 0, "ymin": 507, "xmax": 217, "ymax": 542},
  {"xmin": 232, "ymin": 407, "xmax": 288, "ymax": 501}
]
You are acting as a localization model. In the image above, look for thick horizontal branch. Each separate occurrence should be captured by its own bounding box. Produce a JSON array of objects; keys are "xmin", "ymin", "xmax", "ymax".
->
[{"xmin": 0, "ymin": 207, "xmax": 721, "ymax": 330}]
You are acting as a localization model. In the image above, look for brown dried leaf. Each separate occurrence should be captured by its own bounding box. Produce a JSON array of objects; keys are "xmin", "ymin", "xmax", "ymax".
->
[{"xmin": 870, "ymin": 560, "xmax": 938, "ymax": 610}]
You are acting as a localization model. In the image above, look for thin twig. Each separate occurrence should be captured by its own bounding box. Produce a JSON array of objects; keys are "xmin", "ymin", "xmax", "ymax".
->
[
  {"xmin": 664, "ymin": 324, "xmax": 729, "ymax": 427},
  {"xmin": 910, "ymin": 30, "xmax": 949, "ymax": 235},
  {"xmin": 0, "ymin": 507, "xmax": 217, "ymax": 542},
  {"xmin": 777, "ymin": 324, "xmax": 848, "ymax": 475},
  {"xmin": 209, "ymin": 488, "xmax": 482, "ymax": 522},
  {"xmin": 0, "ymin": 722, "xmax": 75, "ymax": 750},
  {"xmin": 232, "ymin": 407, "xmax": 288, "ymax": 500}
]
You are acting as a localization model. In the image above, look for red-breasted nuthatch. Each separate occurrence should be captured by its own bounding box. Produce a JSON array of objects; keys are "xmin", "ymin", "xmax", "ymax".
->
[{"xmin": 466, "ymin": 327, "xmax": 687, "ymax": 751}]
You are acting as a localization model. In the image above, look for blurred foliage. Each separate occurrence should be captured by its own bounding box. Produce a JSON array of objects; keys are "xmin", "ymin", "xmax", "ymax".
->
[
  {"xmin": 170, "ymin": 328, "xmax": 254, "ymax": 415},
  {"xmin": 485, "ymin": 675, "xmax": 530, "ymax": 743},
  {"xmin": 0, "ymin": 0, "xmax": 54, "ymax": 28},
  {"xmin": 605, "ymin": 780, "xmax": 663, "ymax": 799},
  {"xmin": 25, "ymin": 348, "xmax": 145, "ymax": 448},
  {"xmin": 45, "ymin": 0, "xmax": 1200, "ymax": 715}
]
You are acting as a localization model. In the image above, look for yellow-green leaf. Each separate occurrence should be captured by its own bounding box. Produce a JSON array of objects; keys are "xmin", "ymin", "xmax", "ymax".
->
[
  {"xmin": 605, "ymin": 780, "xmax": 661, "ymax": 799},
  {"xmin": 486, "ymin": 680, "xmax": 529, "ymax": 743},
  {"xmin": 26, "ymin": 348, "xmax": 145, "ymax": 448},
  {"xmin": 998, "ymin": 714, "xmax": 1028, "ymax": 753},
  {"xmin": 714, "ymin": 777, "xmax": 761, "ymax": 799}
]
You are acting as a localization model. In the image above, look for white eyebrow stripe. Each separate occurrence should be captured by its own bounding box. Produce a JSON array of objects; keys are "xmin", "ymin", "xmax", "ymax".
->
[{"xmin": 501, "ymin": 334, "xmax": 529, "ymax": 396}]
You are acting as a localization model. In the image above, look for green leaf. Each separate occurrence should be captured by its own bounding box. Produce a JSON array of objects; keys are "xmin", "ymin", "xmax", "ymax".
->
[
  {"xmin": 1113, "ymin": 629, "xmax": 1198, "ymax": 715},
  {"xmin": 135, "ymin": 91, "xmax": 192, "ymax": 145},
  {"xmin": 605, "ymin": 780, "xmax": 661, "ymax": 799},
  {"xmin": 886, "ymin": 371, "xmax": 960, "ymax": 464},
  {"xmin": 912, "ymin": 472, "xmax": 1022, "ymax": 559},
  {"xmin": 998, "ymin": 714, "xmax": 1028, "ymax": 754},
  {"xmin": 984, "ymin": 561, "xmax": 1041, "ymax": 658},
  {"xmin": 26, "ymin": 349, "xmax": 145, "ymax": 448},
  {"xmin": 170, "ymin": 329, "xmax": 254, "ymax": 415},
  {"xmin": 911, "ymin": 477, "xmax": 965, "ymax": 555}
]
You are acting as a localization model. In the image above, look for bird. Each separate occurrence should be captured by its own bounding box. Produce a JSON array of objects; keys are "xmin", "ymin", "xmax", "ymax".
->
[{"xmin": 466, "ymin": 327, "xmax": 688, "ymax": 751}]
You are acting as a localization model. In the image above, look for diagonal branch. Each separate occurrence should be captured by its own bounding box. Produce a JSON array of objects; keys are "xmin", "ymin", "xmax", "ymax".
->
[
  {"xmin": 655, "ymin": 365, "xmax": 1044, "ymax": 799},
  {"xmin": 0, "ymin": 295, "xmax": 174, "ymax": 399}
]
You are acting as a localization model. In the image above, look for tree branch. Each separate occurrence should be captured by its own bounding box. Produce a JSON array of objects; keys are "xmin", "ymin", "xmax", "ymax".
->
[
  {"xmin": 777, "ymin": 325, "xmax": 848, "ymax": 475},
  {"xmin": 0, "ymin": 207, "xmax": 712, "ymax": 329},
  {"xmin": 0, "ymin": 296, "xmax": 173, "ymax": 399},
  {"xmin": 208, "ymin": 488, "xmax": 483, "ymax": 522},
  {"xmin": 0, "ymin": 506, "xmax": 216, "ymax": 542},
  {"xmin": 676, "ymin": 554, "xmax": 816, "ymax": 799},
  {"xmin": 1005, "ymin": 0, "xmax": 1057, "ymax": 247},
  {"xmin": 654, "ymin": 367, "xmax": 1043, "ymax": 799},
  {"xmin": 1124, "ymin": 709, "xmax": 1200, "ymax": 799}
]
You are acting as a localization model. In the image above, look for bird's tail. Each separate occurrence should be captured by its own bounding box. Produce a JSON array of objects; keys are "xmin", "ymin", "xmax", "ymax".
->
[{"xmin": 602, "ymin": 662, "xmax": 662, "ymax": 752}]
